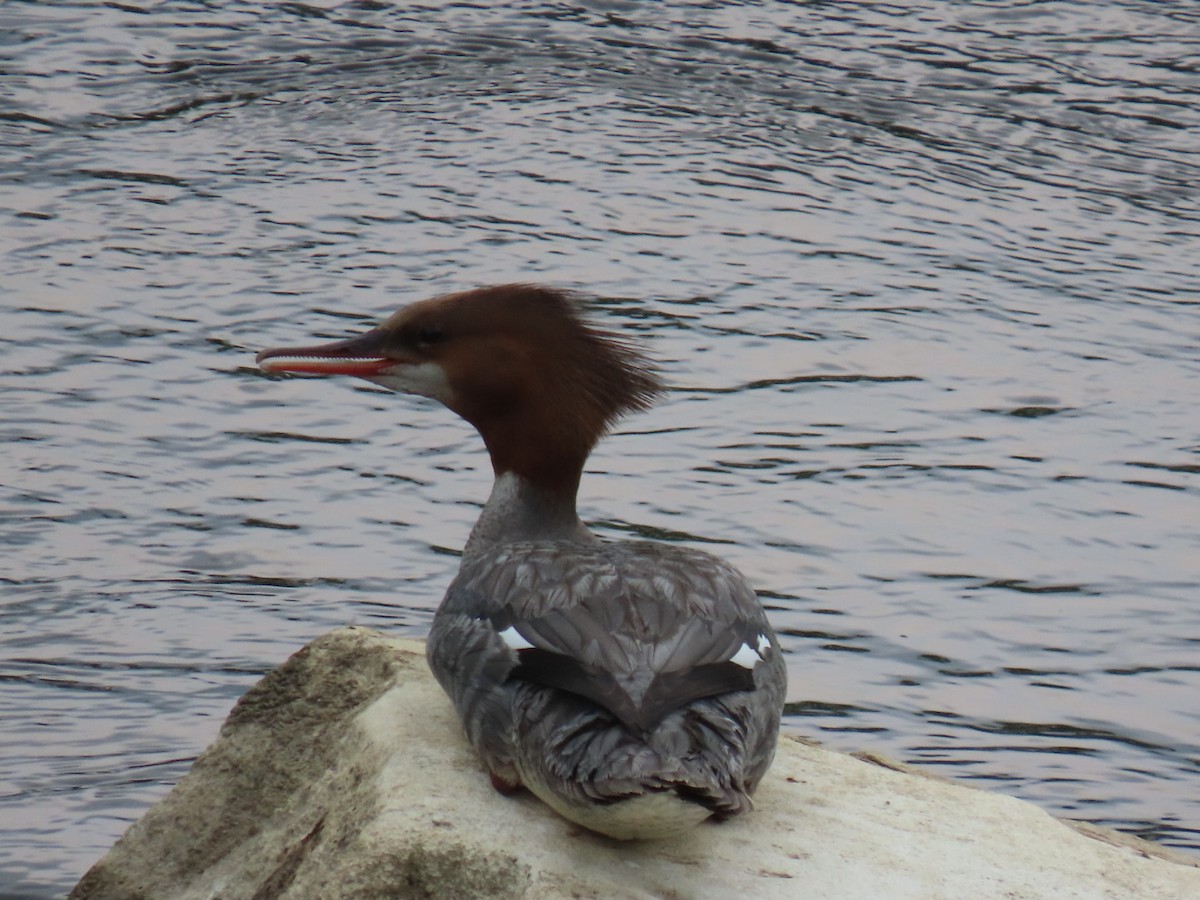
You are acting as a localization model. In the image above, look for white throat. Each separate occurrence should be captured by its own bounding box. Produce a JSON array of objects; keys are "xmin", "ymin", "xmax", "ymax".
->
[{"xmin": 368, "ymin": 361, "xmax": 453, "ymax": 404}]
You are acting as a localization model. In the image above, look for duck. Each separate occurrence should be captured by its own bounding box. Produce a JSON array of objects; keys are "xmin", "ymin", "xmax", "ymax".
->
[{"xmin": 256, "ymin": 284, "xmax": 786, "ymax": 840}]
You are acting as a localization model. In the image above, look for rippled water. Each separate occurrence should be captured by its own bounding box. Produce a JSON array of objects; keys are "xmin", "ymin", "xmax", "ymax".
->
[{"xmin": 3, "ymin": 0, "xmax": 1199, "ymax": 894}]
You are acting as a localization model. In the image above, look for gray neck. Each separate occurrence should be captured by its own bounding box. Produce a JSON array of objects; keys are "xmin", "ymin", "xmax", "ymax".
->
[{"xmin": 463, "ymin": 471, "xmax": 597, "ymax": 558}]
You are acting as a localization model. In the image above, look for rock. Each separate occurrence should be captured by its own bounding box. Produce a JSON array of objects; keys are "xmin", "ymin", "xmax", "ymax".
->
[{"xmin": 72, "ymin": 627, "xmax": 1200, "ymax": 900}]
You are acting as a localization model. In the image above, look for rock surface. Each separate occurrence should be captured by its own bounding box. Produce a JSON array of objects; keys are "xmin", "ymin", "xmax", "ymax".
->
[{"xmin": 72, "ymin": 627, "xmax": 1200, "ymax": 900}]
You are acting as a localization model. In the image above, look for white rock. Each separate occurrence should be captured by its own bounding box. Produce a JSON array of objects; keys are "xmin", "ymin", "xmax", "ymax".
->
[{"xmin": 71, "ymin": 627, "xmax": 1200, "ymax": 900}]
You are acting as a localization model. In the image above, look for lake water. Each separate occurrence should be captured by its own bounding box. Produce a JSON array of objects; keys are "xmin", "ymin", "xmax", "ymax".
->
[{"xmin": 2, "ymin": 1, "xmax": 1198, "ymax": 894}]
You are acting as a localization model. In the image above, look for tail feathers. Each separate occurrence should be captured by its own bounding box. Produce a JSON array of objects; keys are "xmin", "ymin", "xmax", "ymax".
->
[{"xmin": 513, "ymin": 689, "xmax": 754, "ymax": 818}]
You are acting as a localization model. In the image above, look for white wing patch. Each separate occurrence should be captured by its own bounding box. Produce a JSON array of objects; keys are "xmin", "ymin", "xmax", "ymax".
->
[
  {"xmin": 497, "ymin": 625, "xmax": 535, "ymax": 651},
  {"xmin": 729, "ymin": 633, "xmax": 771, "ymax": 670},
  {"xmin": 755, "ymin": 632, "xmax": 772, "ymax": 656}
]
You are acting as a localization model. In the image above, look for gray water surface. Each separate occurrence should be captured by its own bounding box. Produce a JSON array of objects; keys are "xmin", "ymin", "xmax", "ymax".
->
[{"xmin": 3, "ymin": 1, "xmax": 1199, "ymax": 894}]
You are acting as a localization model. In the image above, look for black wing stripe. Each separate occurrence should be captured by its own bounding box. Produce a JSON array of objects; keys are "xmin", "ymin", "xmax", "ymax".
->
[
  {"xmin": 511, "ymin": 648, "xmax": 757, "ymax": 733},
  {"xmin": 510, "ymin": 648, "xmax": 646, "ymax": 729},
  {"xmin": 642, "ymin": 662, "xmax": 756, "ymax": 719}
]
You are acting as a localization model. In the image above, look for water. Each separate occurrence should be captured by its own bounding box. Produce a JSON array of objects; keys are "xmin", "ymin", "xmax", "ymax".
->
[{"xmin": 3, "ymin": 0, "xmax": 1199, "ymax": 894}]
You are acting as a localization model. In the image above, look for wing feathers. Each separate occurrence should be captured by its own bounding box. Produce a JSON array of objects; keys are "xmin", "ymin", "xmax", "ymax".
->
[
  {"xmin": 460, "ymin": 541, "xmax": 776, "ymax": 732},
  {"xmin": 511, "ymin": 647, "xmax": 758, "ymax": 733}
]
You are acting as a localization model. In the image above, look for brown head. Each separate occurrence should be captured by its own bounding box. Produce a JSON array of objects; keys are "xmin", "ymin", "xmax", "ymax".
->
[{"xmin": 256, "ymin": 285, "xmax": 665, "ymax": 493}]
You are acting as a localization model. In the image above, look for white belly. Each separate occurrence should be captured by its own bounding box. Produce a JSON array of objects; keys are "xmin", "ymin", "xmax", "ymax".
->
[{"xmin": 523, "ymin": 774, "xmax": 713, "ymax": 840}]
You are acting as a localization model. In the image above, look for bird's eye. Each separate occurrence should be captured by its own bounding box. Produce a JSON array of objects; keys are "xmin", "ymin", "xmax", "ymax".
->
[{"xmin": 416, "ymin": 326, "xmax": 445, "ymax": 347}]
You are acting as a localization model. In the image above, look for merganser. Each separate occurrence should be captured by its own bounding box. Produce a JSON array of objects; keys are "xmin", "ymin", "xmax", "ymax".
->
[{"xmin": 256, "ymin": 284, "xmax": 786, "ymax": 840}]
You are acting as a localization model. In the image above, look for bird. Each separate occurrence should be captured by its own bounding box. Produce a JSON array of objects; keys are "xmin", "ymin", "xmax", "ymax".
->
[{"xmin": 256, "ymin": 284, "xmax": 786, "ymax": 840}]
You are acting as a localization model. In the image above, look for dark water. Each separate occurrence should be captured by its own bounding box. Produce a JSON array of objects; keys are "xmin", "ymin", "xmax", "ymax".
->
[{"xmin": 3, "ymin": 0, "xmax": 1199, "ymax": 894}]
